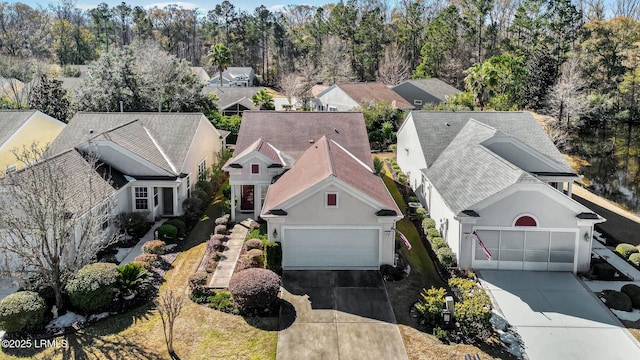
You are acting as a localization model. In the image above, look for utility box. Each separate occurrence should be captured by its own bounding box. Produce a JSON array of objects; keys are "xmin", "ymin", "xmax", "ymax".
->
[{"xmin": 445, "ymin": 296, "xmax": 455, "ymax": 312}]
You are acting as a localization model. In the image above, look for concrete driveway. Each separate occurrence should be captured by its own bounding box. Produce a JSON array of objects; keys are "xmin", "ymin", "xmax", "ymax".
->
[
  {"xmin": 277, "ymin": 270, "xmax": 408, "ymax": 360},
  {"xmin": 479, "ymin": 270, "xmax": 640, "ymax": 360}
]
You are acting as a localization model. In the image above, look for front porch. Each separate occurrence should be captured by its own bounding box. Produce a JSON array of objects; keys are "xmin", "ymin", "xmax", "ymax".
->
[{"xmin": 229, "ymin": 183, "xmax": 269, "ymax": 221}]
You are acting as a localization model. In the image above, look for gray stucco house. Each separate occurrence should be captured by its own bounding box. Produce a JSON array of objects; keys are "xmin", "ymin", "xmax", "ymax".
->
[
  {"xmin": 397, "ymin": 111, "xmax": 604, "ymax": 273},
  {"xmin": 392, "ymin": 78, "xmax": 461, "ymax": 109}
]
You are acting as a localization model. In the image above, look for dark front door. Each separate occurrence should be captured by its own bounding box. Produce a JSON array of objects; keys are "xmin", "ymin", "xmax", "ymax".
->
[
  {"xmin": 163, "ymin": 188, "xmax": 173, "ymax": 215},
  {"xmin": 241, "ymin": 185, "xmax": 254, "ymax": 211}
]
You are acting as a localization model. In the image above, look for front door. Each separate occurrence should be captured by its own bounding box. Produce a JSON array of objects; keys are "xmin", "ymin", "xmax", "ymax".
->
[
  {"xmin": 163, "ymin": 188, "xmax": 173, "ymax": 215},
  {"xmin": 241, "ymin": 185, "xmax": 254, "ymax": 211}
]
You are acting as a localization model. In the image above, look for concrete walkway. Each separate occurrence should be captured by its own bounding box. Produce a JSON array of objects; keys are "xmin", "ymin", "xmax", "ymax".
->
[
  {"xmin": 277, "ymin": 271, "xmax": 408, "ymax": 360},
  {"xmin": 208, "ymin": 219, "xmax": 251, "ymax": 288},
  {"xmin": 119, "ymin": 220, "xmax": 163, "ymax": 265},
  {"xmin": 480, "ymin": 270, "xmax": 640, "ymax": 360},
  {"xmin": 584, "ymin": 239, "xmax": 640, "ymax": 292}
]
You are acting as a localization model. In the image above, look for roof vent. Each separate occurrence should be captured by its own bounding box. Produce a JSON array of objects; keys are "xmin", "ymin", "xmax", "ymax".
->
[
  {"xmin": 445, "ymin": 122, "xmax": 450, "ymax": 126},
  {"xmin": 334, "ymin": 128, "xmax": 339, "ymax": 133},
  {"xmin": 309, "ymin": 139, "xmax": 315, "ymax": 143},
  {"xmin": 89, "ymin": 129, "xmax": 94, "ymax": 134}
]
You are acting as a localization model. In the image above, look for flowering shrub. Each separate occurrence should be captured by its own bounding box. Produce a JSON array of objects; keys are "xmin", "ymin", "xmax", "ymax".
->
[
  {"xmin": 437, "ymin": 247, "xmax": 457, "ymax": 267},
  {"xmin": 0, "ymin": 291, "xmax": 47, "ymax": 332},
  {"xmin": 66, "ymin": 262, "xmax": 118, "ymax": 313},
  {"xmin": 142, "ymin": 240, "xmax": 166, "ymax": 255},
  {"xmin": 244, "ymin": 239, "xmax": 263, "ymax": 251},
  {"xmin": 229, "ymin": 268, "xmax": 281, "ymax": 314}
]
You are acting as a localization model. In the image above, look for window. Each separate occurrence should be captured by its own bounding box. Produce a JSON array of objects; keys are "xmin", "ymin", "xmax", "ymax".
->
[
  {"xmin": 414, "ymin": 99, "xmax": 423, "ymax": 106},
  {"xmin": 514, "ymin": 215, "xmax": 537, "ymax": 227},
  {"xmin": 198, "ymin": 159, "xmax": 207, "ymax": 181},
  {"xmin": 328, "ymin": 106, "xmax": 338, "ymax": 112},
  {"xmin": 154, "ymin": 187, "xmax": 159, "ymax": 207},
  {"xmin": 251, "ymin": 163, "xmax": 260, "ymax": 174},
  {"xmin": 326, "ymin": 192, "xmax": 338, "ymax": 207},
  {"xmin": 135, "ymin": 187, "xmax": 148, "ymax": 210},
  {"xmin": 4, "ymin": 164, "xmax": 17, "ymax": 175}
]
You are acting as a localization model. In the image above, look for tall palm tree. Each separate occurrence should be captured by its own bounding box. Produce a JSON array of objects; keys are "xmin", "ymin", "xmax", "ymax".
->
[{"xmin": 207, "ymin": 44, "xmax": 232, "ymax": 88}]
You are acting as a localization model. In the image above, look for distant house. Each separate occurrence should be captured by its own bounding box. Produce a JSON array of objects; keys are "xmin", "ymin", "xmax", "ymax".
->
[
  {"xmin": 392, "ymin": 78, "xmax": 461, "ymax": 109},
  {"xmin": 209, "ymin": 67, "xmax": 256, "ymax": 87},
  {"xmin": 54, "ymin": 77, "xmax": 84, "ymax": 93},
  {"xmin": 397, "ymin": 111, "xmax": 605, "ymax": 273},
  {"xmin": 46, "ymin": 112, "xmax": 229, "ymax": 221},
  {"xmin": 202, "ymin": 86, "xmax": 266, "ymax": 116},
  {"xmin": 0, "ymin": 110, "xmax": 66, "ymax": 176},
  {"xmin": 0, "ymin": 77, "xmax": 28, "ymax": 105},
  {"xmin": 317, "ymin": 82, "xmax": 414, "ymax": 111},
  {"xmin": 223, "ymin": 111, "xmax": 402, "ymax": 269},
  {"xmin": 190, "ymin": 67, "xmax": 211, "ymax": 83}
]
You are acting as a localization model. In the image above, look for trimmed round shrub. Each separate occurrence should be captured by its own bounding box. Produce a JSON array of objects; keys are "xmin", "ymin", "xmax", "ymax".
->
[
  {"xmin": 214, "ymin": 224, "xmax": 227, "ymax": 235},
  {"xmin": 195, "ymin": 180, "xmax": 214, "ymax": 198},
  {"xmin": 602, "ymin": 290, "xmax": 633, "ymax": 311},
  {"xmin": 133, "ymin": 253, "xmax": 171, "ymax": 271},
  {"xmin": 215, "ymin": 215, "xmax": 229, "ymax": 226},
  {"xmin": 430, "ymin": 237, "xmax": 447, "ymax": 250},
  {"xmin": 436, "ymin": 247, "xmax": 456, "ymax": 268},
  {"xmin": 0, "ymin": 291, "xmax": 47, "ymax": 332},
  {"xmin": 426, "ymin": 227, "xmax": 441, "ymax": 239},
  {"xmin": 156, "ymin": 224, "xmax": 178, "ymax": 242},
  {"xmin": 165, "ymin": 219, "xmax": 186, "ymax": 237},
  {"xmin": 229, "ymin": 268, "xmax": 281, "ymax": 314},
  {"xmin": 183, "ymin": 197, "xmax": 204, "ymax": 223},
  {"xmin": 189, "ymin": 272, "xmax": 209, "ymax": 293},
  {"xmin": 192, "ymin": 189, "xmax": 210, "ymax": 209},
  {"xmin": 66, "ymin": 262, "xmax": 118, "ymax": 313},
  {"xmin": 422, "ymin": 218, "xmax": 436, "ymax": 231},
  {"xmin": 205, "ymin": 258, "xmax": 218, "ymax": 273},
  {"xmin": 629, "ymin": 253, "xmax": 640, "ymax": 267},
  {"xmin": 244, "ymin": 239, "xmax": 263, "ymax": 251},
  {"xmin": 142, "ymin": 240, "xmax": 166, "ymax": 255},
  {"xmin": 248, "ymin": 221, "xmax": 260, "ymax": 230},
  {"xmin": 245, "ymin": 249, "xmax": 265, "ymax": 268},
  {"xmin": 615, "ymin": 243, "xmax": 639, "ymax": 259},
  {"xmin": 207, "ymin": 238, "xmax": 224, "ymax": 253},
  {"xmin": 621, "ymin": 284, "xmax": 640, "ymax": 309}
]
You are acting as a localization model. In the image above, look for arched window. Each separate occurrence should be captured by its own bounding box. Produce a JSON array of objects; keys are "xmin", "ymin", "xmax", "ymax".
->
[{"xmin": 514, "ymin": 215, "xmax": 537, "ymax": 227}]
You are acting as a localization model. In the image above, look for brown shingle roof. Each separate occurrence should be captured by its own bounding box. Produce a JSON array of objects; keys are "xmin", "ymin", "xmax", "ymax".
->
[
  {"xmin": 234, "ymin": 111, "xmax": 372, "ymax": 167},
  {"xmin": 337, "ymin": 83, "xmax": 414, "ymax": 110},
  {"xmin": 225, "ymin": 138, "xmax": 285, "ymax": 167},
  {"xmin": 261, "ymin": 136, "xmax": 400, "ymax": 215}
]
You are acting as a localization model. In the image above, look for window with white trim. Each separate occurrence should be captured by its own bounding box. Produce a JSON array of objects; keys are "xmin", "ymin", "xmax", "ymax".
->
[
  {"xmin": 135, "ymin": 187, "xmax": 148, "ymax": 210},
  {"xmin": 154, "ymin": 187, "xmax": 159, "ymax": 207},
  {"xmin": 4, "ymin": 164, "xmax": 17, "ymax": 175},
  {"xmin": 251, "ymin": 163, "xmax": 260, "ymax": 174},
  {"xmin": 198, "ymin": 159, "xmax": 207, "ymax": 181},
  {"xmin": 325, "ymin": 192, "xmax": 338, "ymax": 208}
]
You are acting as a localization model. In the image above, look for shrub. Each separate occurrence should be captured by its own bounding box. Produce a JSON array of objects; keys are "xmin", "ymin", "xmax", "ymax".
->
[
  {"xmin": 415, "ymin": 287, "xmax": 446, "ymax": 325},
  {"xmin": 66, "ymin": 262, "xmax": 118, "ymax": 313},
  {"xmin": 621, "ymin": 284, "xmax": 640, "ymax": 309},
  {"xmin": 629, "ymin": 253, "xmax": 640, "ymax": 267},
  {"xmin": 249, "ymin": 228, "xmax": 268, "ymax": 241},
  {"xmin": 189, "ymin": 272, "xmax": 209, "ymax": 294},
  {"xmin": 214, "ymin": 224, "xmax": 227, "ymax": 235},
  {"xmin": 422, "ymin": 218, "xmax": 436, "ymax": 232},
  {"xmin": 156, "ymin": 224, "xmax": 178, "ymax": 242},
  {"xmin": 211, "ymin": 233, "xmax": 228, "ymax": 242},
  {"xmin": 248, "ymin": 221, "xmax": 260, "ymax": 230},
  {"xmin": 116, "ymin": 263, "xmax": 150, "ymax": 296},
  {"xmin": 433, "ymin": 326, "xmax": 449, "ymax": 342},
  {"xmin": 454, "ymin": 292, "xmax": 493, "ymax": 338},
  {"xmin": 142, "ymin": 240, "xmax": 166, "ymax": 255},
  {"xmin": 415, "ymin": 207, "xmax": 428, "ymax": 221},
  {"xmin": 427, "ymin": 227, "xmax": 441, "ymax": 239},
  {"xmin": 205, "ymin": 258, "xmax": 218, "ymax": 273},
  {"xmin": 615, "ymin": 243, "xmax": 639, "ymax": 259},
  {"xmin": 165, "ymin": 219, "xmax": 186, "ymax": 237},
  {"xmin": 245, "ymin": 249, "xmax": 265, "ymax": 268},
  {"xmin": 229, "ymin": 268, "xmax": 281, "ymax": 314},
  {"xmin": 207, "ymin": 238, "xmax": 224, "ymax": 253},
  {"xmin": 0, "ymin": 291, "xmax": 47, "ymax": 333},
  {"xmin": 222, "ymin": 184, "xmax": 231, "ymax": 199},
  {"xmin": 192, "ymin": 189, "xmax": 210, "ymax": 209},
  {"xmin": 408, "ymin": 196, "xmax": 419, "ymax": 203},
  {"xmin": 244, "ymin": 238, "xmax": 263, "ymax": 251},
  {"xmin": 264, "ymin": 241, "xmax": 282, "ymax": 273},
  {"xmin": 207, "ymin": 291, "xmax": 237, "ymax": 313},
  {"xmin": 430, "ymin": 237, "xmax": 447, "ymax": 250},
  {"xmin": 215, "ymin": 215, "xmax": 229, "ymax": 226},
  {"xmin": 437, "ymin": 247, "xmax": 456, "ymax": 267},
  {"xmin": 195, "ymin": 180, "xmax": 214, "ymax": 198},
  {"xmin": 373, "ymin": 157, "xmax": 384, "ymax": 175},
  {"xmin": 183, "ymin": 197, "xmax": 204, "ymax": 223},
  {"xmin": 380, "ymin": 264, "xmax": 405, "ymax": 281},
  {"xmin": 133, "ymin": 253, "xmax": 171, "ymax": 271},
  {"xmin": 116, "ymin": 212, "xmax": 151, "ymax": 239},
  {"xmin": 602, "ymin": 290, "xmax": 633, "ymax": 311}
]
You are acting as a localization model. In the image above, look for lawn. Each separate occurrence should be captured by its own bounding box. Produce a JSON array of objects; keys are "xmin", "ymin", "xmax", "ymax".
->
[{"xmin": 0, "ymin": 192, "xmax": 278, "ymax": 360}]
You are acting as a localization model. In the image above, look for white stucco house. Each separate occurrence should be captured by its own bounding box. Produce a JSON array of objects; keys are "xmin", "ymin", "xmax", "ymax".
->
[
  {"xmin": 316, "ymin": 82, "xmax": 415, "ymax": 112},
  {"xmin": 397, "ymin": 111, "xmax": 605, "ymax": 273},
  {"xmin": 46, "ymin": 112, "xmax": 229, "ymax": 221},
  {"xmin": 223, "ymin": 111, "xmax": 402, "ymax": 270}
]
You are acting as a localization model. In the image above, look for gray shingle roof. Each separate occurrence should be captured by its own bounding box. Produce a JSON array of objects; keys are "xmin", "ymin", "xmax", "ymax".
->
[
  {"xmin": 0, "ymin": 110, "xmax": 37, "ymax": 146},
  {"xmin": 409, "ymin": 111, "xmax": 571, "ymax": 172},
  {"xmin": 202, "ymin": 86, "xmax": 265, "ymax": 110},
  {"xmin": 396, "ymin": 79, "xmax": 461, "ymax": 102},
  {"xmin": 47, "ymin": 112, "xmax": 208, "ymax": 174}
]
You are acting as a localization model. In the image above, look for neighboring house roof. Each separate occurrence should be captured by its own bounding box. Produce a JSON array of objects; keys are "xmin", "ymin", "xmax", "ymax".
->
[
  {"xmin": 47, "ymin": 112, "xmax": 218, "ymax": 175},
  {"xmin": 54, "ymin": 77, "xmax": 84, "ymax": 91},
  {"xmin": 233, "ymin": 111, "xmax": 372, "ymax": 167},
  {"xmin": 229, "ymin": 137, "xmax": 288, "ymax": 167},
  {"xmin": 310, "ymin": 84, "xmax": 329, "ymax": 97},
  {"xmin": 190, "ymin": 67, "xmax": 210, "ymax": 82},
  {"xmin": 321, "ymin": 82, "xmax": 415, "ymax": 110},
  {"xmin": 0, "ymin": 77, "xmax": 27, "ymax": 102},
  {"xmin": 261, "ymin": 136, "xmax": 400, "ymax": 215},
  {"xmin": 408, "ymin": 111, "xmax": 571, "ymax": 171},
  {"xmin": 394, "ymin": 78, "xmax": 461, "ymax": 102},
  {"xmin": 202, "ymin": 86, "xmax": 266, "ymax": 110},
  {"xmin": 0, "ymin": 110, "xmax": 37, "ymax": 147}
]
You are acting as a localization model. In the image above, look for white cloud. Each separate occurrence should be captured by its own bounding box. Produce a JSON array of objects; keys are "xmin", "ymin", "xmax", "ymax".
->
[
  {"xmin": 144, "ymin": 2, "xmax": 201, "ymax": 10},
  {"xmin": 267, "ymin": 4, "xmax": 287, "ymax": 12}
]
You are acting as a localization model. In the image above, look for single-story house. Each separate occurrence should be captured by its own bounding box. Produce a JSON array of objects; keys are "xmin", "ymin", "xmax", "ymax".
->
[
  {"xmin": 317, "ymin": 82, "xmax": 415, "ymax": 111},
  {"xmin": 0, "ymin": 110, "xmax": 66, "ymax": 176},
  {"xmin": 46, "ymin": 112, "xmax": 228, "ymax": 221},
  {"xmin": 223, "ymin": 111, "xmax": 402, "ymax": 270},
  {"xmin": 392, "ymin": 78, "xmax": 461, "ymax": 109},
  {"xmin": 202, "ymin": 86, "xmax": 265, "ymax": 116},
  {"xmin": 209, "ymin": 67, "xmax": 256, "ymax": 87},
  {"xmin": 397, "ymin": 111, "xmax": 605, "ymax": 273}
]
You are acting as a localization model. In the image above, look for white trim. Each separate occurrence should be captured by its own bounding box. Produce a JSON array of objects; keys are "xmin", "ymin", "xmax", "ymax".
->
[
  {"xmin": 330, "ymin": 139, "xmax": 373, "ymax": 172},
  {"xmin": 325, "ymin": 191, "xmax": 339, "ymax": 208},
  {"xmin": 144, "ymin": 126, "xmax": 177, "ymax": 173},
  {"xmin": 512, "ymin": 213, "xmax": 539, "ymax": 227}
]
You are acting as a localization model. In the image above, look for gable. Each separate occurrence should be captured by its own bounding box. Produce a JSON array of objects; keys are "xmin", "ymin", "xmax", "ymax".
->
[{"xmin": 75, "ymin": 140, "xmax": 175, "ymax": 177}]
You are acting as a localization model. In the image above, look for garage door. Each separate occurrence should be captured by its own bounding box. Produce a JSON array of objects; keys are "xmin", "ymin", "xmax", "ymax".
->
[
  {"xmin": 282, "ymin": 228, "xmax": 380, "ymax": 269},
  {"xmin": 472, "ymin": 229, "xmax": 577, "ymax": 272}
]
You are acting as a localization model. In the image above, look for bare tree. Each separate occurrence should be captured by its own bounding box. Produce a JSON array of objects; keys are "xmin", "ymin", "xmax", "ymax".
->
[
  {"xmin": 0, "ymin": 144, "xmax": 118, "ymax": 313},
  {"xmin": 376, "ymin": 43, "xmax": 410, "ymax": 86},
  {"xmin": 615, "ymin": 0, "xmax": 640, "ymax": 19},
  {"xmin": 320, "ymin": 36, "xmax": 355, "ymax": 85},
  {"xmin": 156, "ymin": 290, "xmax": 185, "ymax": 359},
  {"xmin": 278, "ymin": 73, "xmax": 304, "ymax": 106},
  {"xmin": 545, "ymin": 56, "xmax": 589, "ymax": 129},
  {"xmin": 0, "ymin": 55, "xmax": 50, "ymax": 107}
]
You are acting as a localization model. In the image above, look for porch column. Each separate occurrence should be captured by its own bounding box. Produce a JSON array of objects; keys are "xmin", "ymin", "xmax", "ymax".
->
[
  {"xmin": 230, "ymin": 184, "xmax": 236, "ymax": 221},
  {"xmin": 173, "ymin": 186, "xmax": 178, "ymax": 217},
  {"xmin": 254, "ymin": 184, "xmax": 261, "ymax": 220},
  {"xmin": 567, "ymin": 181, "xmax": 573, "ymax": 198}
]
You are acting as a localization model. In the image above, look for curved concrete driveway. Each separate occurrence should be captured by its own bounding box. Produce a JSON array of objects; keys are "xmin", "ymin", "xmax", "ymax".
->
[
  {"xmin": 277, "ymin": 271, "xmax": 408, "ymax": 360},
  {"xmin": 479, "ymin": 270, "xmax": 640, "ymax": 360}
]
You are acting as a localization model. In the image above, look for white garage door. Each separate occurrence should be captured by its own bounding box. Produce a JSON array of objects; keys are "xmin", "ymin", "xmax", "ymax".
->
[
  {"xmin": 472, "ymin": 229, "xmax": 577, "ymax": 272},
  {"xmin": 282, "ymin": 228, "xmax": 380, "ymax": 269}
]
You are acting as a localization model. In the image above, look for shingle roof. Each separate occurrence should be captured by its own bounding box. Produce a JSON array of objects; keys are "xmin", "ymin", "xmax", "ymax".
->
[
  {"xmin": 202, "ymin": 86, "xmax": 265, "ymax": 110},
  {"xmin": 0, "ymin": 110, "xmax": 37, "ymax": 147},
  {"xmin": 335, "ymin": 83, "xmax": 415, "ymax": 110},
  {"xmin": 47, "ymin": 112, "xmax": 209, "ymax": 174},
  {"xmin": 227, "ymin": 138, "xmax": 286, "ymax": 167},
  {"xmin": 396, "ymin": 79, "xmax": 461, "ymax": 102},
  {"xmin": 54, "ymin": 77, "xmax": 84, "ymax": 91},
  {"xmin": 261, "ymin": 136, "xmax": 400, "ymax": 215},
  {"xmin": 234, "ymin": 111, "xmax": 372, "ymax": 167},
  {"xmin": 409, "ymin": 111, "xmax": 571, "ymax": 172}
]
